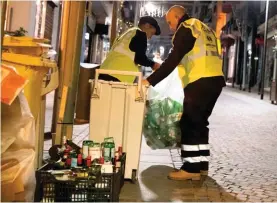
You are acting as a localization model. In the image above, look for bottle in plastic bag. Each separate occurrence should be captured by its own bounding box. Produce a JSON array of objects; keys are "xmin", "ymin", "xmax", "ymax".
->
[{"xmin": 143, "ymin": 67, "xmax": 184, "ymax": 149}]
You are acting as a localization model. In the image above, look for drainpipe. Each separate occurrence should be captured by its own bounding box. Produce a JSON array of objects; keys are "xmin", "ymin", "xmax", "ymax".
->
[
  {"xmin": 110, "ymin": 1, "xmax": 118, "ymax": 46},
  {"xmin": 260, "ymin": 0, "xmax": 269, "ymax": 100},
  {"xmin": 270, "ymin": 34, "xmax": 277, "ymax": 104},
  {"xmin": 248, "ymin": 29, "xmax": 253, "ymax": 92},
  {"xmin": 233, "ymin": 37, "xmax": 240, "ymax": 88},
  {"xmin": 242, "ymin": 2, "xmax": 248, "ymax": 91},
  {"xmin": 192, "ymin": 1, "xmax": 197, "ymax": 17},
  {"xmin": 271, "ymin": 50, "xmax": 277, "ymax": 104},
  {"xmin": 223, "ymin": 46, "xmax": 229, "ymax": 81},
  {"xmin": 134, "ymin": 1, "xmax": 140, "ymax": 26},
  {"xmin": 249, "ymin": 19, "xmax": 257, "ymax": 92},
  {"xmin": 53, "ymin": 1, "xmax": 86, "ymax": 145}
]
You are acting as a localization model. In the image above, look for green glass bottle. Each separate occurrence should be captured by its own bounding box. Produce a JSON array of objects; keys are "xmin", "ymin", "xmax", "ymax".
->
[
  {"xmin": 103, "ymin": 137, "xmax": 115, "ymax": 162},
  {"xmin": 70, "ymin": 151, "xmax": 77, "ymax": 168}
]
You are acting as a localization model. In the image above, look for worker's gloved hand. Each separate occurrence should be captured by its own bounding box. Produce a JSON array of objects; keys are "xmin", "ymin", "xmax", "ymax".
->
[{"xmin": 152, "ymin": 62, "xmax": 161, "ymax": 71}]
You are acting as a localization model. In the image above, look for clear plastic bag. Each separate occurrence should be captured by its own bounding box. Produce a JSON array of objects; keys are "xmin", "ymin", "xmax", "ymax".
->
[
  {"xmin": 1, "ymin": 92, "xmax": 36, "ymax": 202},
  {"xmin": 143, "ymin": 67, "xmax": 184, "ymax": 149}
]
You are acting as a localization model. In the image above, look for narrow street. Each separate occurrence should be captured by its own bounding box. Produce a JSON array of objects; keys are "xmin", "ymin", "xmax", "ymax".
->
[
  {"xmin": 44, "ymin": 87, "xmax": 277, "ymax": 202},
  {"xmin": 3, "ymin": 1, "xmax": 277, "ymax": 202}
]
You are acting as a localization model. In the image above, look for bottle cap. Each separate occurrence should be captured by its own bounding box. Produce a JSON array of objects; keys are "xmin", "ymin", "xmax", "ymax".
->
[
  {"xmin": 99, "ymin": 157, "xmax": 104, "ymax": 164},
  {"xmin": 86, "ymin": 156, "xmax": 92, "ymax": 167},
  {"xmin": 77, "ymin": 154, "xmax": 82, "ymax": 165},
  {"xmin": 66, "ymin": 158, "xmax": 71, "ymax": 166},
  {"xmin": 118, "ymin": 146, "xmax": 122, "ymax": 155}
]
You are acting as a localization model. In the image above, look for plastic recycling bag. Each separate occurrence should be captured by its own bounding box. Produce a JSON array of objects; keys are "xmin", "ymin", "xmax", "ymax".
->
[
  {"xmin": 1, "ymin": 92, "xmax": 36, "ymax": 202},
  {"xmin": 143, "ymin": 66, "xmax": 184, "ymax": 149}
]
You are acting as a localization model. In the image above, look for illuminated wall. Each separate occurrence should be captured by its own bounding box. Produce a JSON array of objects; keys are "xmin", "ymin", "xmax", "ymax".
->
[{"xmin": 5, "ymin": 1, "xmax": 36, "ymax": 36}]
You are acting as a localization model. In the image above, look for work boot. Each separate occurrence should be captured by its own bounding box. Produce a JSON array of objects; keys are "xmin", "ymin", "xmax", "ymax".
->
[
  {"xmin": 200, "ymin": 162, "xmax": 209, "ymax": 176},
  {"xmin": 168, "ymin": 170, "xmax": 201, "ymax": 181},
  {"xmin": 200, "ymin": 170, "xmax": 208, "ymax": 176}
]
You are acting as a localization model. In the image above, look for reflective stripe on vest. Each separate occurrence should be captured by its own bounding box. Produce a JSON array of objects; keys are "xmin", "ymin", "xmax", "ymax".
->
[
  {"xmin": 182, "ymin": 22, "xmax": 221, "ymax": 60},
  {"xmin": 112, "ymin": 27, "xmax": 140, "ymax": 61},
  {"xmin": 113, "ymin": 43, "xmax": 135, "ymax": 60},
  {"xmin": 183, "ymin": 19, "xmax": 201, "ymax": 38},
  {"xmin": 172, "ymin": 18, "xmax": 223, "ymax": 87},
  {"xmin": 100, "ymin": 27, "xmax": 141, "ymax": 83}
]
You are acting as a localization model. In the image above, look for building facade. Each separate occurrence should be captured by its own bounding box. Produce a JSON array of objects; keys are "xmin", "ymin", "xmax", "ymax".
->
[{"xmin": 220, "ymin": 1, "xmax": 277, "ymax": 100}]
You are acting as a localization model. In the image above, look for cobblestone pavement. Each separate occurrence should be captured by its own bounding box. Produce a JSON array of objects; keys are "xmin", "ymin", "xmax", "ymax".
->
[{"xmin": 44, "ymin": 87, "xmax": 277, "ymax": 202}]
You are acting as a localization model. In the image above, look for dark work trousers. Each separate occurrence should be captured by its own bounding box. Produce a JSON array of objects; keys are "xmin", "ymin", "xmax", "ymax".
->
[{"xmin": 180, "ymin": 76, "xmax": 225, "ymax": 173}]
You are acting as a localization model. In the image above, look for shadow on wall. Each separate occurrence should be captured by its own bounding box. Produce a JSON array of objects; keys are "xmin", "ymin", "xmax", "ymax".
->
[{"xmin": 138, "ymin": 165, "xmax": 241, "ymax": 202}]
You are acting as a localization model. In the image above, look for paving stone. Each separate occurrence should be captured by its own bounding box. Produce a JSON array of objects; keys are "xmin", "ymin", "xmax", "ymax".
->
[
  {"xmin": 179, "ymin": 198, "xmax": 196, "ymax": 202},
  {"xmin": 194, "ymin": 188, "xmax": 207, "ymax": 194},
  {"xmin": 265, "ymin": 191, "xmax": 277, "ymax": 196},
  {"xmin": 236, "ymin": 194, "xmax": 248, "ymax": 200},
  {"xmin": 266, "ymin": 198, "xmax": 277, "ymax": 202},
  {"xmin": 140, "ymin": 154, "xmax": 173, "ymax": 164},
  {"xmin": 44, "ymin": 88, "xmax": 277, "ymax": 202},
  {"xmin": 196, "ymin": 198, "xmax": 210, "ymax": 202},
  {"xmin": 254, "ymin": 194, "xmax": 270, "ymax": 199},
  {"xmin": 247, "ymin": 198, "xmax": 263, "ymax": 202},
  {"xmin": 253, "ymin": 188, "xmax": 266, "ymax": 192}
]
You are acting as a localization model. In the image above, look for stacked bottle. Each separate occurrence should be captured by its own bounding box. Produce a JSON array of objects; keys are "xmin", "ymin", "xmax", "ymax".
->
[{"xmin": 50, "ymin": 136, "xmax": 124, "ymax": 180}]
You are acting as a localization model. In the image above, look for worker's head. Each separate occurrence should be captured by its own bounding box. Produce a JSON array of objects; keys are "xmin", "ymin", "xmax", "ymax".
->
[
  {"xmin": 165, "ymin": 5, "xmax": 186, "ymax": 32},
  {"xmin": 138, "ymin": 16, "xmax": 161, "ymax": 39}
]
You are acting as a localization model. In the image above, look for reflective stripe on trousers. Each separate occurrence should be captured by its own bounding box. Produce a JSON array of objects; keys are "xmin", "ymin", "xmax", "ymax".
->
[
  {"xmin": 182, "ymin": 156, "xmax": 209, "ymax": 163},
  {"xmin": 181, "ymin": 144, "xmax": 210, "ymax": 163}
]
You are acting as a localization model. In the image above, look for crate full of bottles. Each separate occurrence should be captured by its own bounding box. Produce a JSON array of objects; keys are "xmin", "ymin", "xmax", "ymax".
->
[{"xmin": 34, "ymin": 137, "xmax": 126, "ymax": 202}]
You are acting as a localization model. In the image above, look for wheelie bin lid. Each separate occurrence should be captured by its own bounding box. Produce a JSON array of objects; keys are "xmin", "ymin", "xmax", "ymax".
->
[
  {"xmin": 2, "ymin": 52, "xmax": 57, "ymax": 69},
  {"xmin": 3, "ymin": 36, "xmax": 51, "ymax": 48}
]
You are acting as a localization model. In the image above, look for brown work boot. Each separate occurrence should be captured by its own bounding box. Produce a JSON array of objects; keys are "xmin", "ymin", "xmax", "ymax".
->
[
  {"xmin": 168, "ymin": 170, "xmax": 201, "ymax": 181},
  {"xmin": 200, "ymin": 170, "xmax": 208, "ymax": 176}
]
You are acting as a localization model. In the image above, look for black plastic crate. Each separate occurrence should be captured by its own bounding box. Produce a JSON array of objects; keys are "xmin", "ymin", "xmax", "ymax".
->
[
  {"xmin": 120, "ymin": 153, "xmax": 126, "ymax": 189},
  {"xmin": 34, "ymin": 153, "xmax": 126, "ymax": 202}
]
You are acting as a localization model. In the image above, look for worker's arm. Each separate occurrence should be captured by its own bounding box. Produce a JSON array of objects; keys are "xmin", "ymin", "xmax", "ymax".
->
[
  {"xmin": 129, "ymin": 30, "xmax": 155, "ymax": 68},
  {"xmin": 146, "ymin": 26, "xmax": 196, "ymax": 86}
]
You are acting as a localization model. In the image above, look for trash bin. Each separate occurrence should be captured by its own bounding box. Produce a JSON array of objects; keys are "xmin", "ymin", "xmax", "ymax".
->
[
  {"xmin": 3, "ymin": 36, "xmax": 51, "ymax": 56},
  {"xmin": 2, "ymin": 36, "xmax": 59, "ymax": 168},
  {"xmin": 1, "ymin": 52, "xmax": 57, "ymax": 120},
  {"xmin": 89, "ymin": 69, "xmax": 147, "ymax": 181},
  {"xmin": 75, "ymin": 63, "xmax": 100, "ymax": 124}
]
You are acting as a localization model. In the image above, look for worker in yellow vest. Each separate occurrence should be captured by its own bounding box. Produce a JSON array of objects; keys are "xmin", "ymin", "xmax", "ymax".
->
[
  {"xmin": 143, "ymin": 5, "xmax": 226, "ymax": 181},
  {"xmin": 99, "ymin": 16, "xmax": 161, "ymax": 83}
]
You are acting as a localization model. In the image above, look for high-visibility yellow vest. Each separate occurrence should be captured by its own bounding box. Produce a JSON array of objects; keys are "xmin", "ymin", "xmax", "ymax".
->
[
  {"xmin": 100, "ymin": 27, "xmax": 141, "ymax": 83},
  {"xmin": 173, "ymin": 18, "xmax": 223, "ymax": 88}
]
